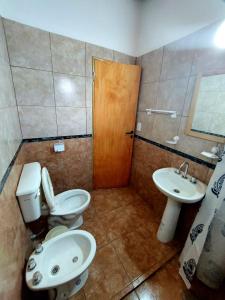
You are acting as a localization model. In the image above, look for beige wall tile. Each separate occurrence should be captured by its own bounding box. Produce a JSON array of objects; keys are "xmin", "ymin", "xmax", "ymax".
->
[
  {"xmin": 56, "ymin": 107, "xmax": 86, "ymax": 136},
  {"xmin": 12, "ymin": 67, "xmax": 54, "ymax": 106},
  {"xmin": 0, "ymin": 18, "xmax": 9, "ymax": 65},
  {"xmin": 170, "ymin": 154, "xmax": 212, "ymax": 184},
  {"xmin": 136, "ymin": 20, "xmax": 225, "ymax": 162},
  {"xmin": 130, "ymin": 138, "xmax": 213, "ymax": 237},
  {"xmin": 4, "ymin": 107, "xmax": 21, "ymax": 155},
  {"xmin": 86, "ymin": 77, "xmax": 93, "ymax": 108},
  {"xmin": 182, "ymin": 76, "xmax": 197, "ymax": 117},
  {"xmin": 19, "ymin": 138, "xmax": 93, "ymax": 194},
  {"xmin": 136, "ymin": 112, "xmax": 154, "ymax": 140},
  {"xmin": 151, "ymin": 114, "xmax": 181, "ymax": 147},
  {"xmin": 160, "ymin": 34, "xmax": 195, "ymax": 80},
  {"xmin": 86, "ymin": 43, "xmax": 113, "ymax": 77},
  {"xmin": 18, "ymin": 106, "xmax": 57, "ymax": 138},
  {"xmin": 0, "ymin": 15, "xmax": 22, "ymax": 185},
  {"xmin": 113, "ymin": 50, "xmax": 136, "ymax": 65},
  {"xmin": 51, "ymin": 33, "xmax": 85, "ymax": 76},
  {"xmin": 0, "ymin": 63, "xmax": 16, "ymax": 108},
  {"xmin": 4, "ymin": 19, "xmax": 52, "ymax": 70},
  {"xmin": 138, "ymin": 82, "xmax": 158, "ymax": 112},
  {"xmin": 141, "ymin": 48, "xmax": 163, "ymax": 83},
  {"xmin": 86, "ymin": 107, "xmax": 92, "ymax": 134},
  {"xmin": 156, "ymin": 78, "xmax": 188, "ymax": 115},
  {"xmin": 0, "ymin": 107, "xmax": 21, "ymax": 179},
  {"xmin": 54, "ymin": 73, "xmax": 85, "ymax": 107}
]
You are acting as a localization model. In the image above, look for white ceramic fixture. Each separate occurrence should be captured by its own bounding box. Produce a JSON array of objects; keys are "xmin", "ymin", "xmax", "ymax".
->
[
  {"xmin": 152, "ymin": 167, "xmax": 206, "ymax": 243},
  {"xmin": 42, "ymin": 167, "xmax": 90, "ymax": 229},
  {"xmin": 26, "ymin": 230, "xmax": 96, "ymax": 300}
]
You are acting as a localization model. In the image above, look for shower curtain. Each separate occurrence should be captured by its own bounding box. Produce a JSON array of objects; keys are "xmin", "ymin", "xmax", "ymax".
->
[{"xmin": 179, "ymin": 147, "xmax": 225, "ymax": 288}]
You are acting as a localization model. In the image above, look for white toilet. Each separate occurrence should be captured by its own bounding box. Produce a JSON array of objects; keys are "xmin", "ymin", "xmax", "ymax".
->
[
  {"xmin": 26, "ymin": 229, "xmax": 96, "ymax": 300},
  {"xmin": 42, "ymin": 167, "xmax": 91, "ymax": 229}
]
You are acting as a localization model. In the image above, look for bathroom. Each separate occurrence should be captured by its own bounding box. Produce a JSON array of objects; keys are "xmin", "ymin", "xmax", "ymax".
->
[{"xmin": 1, "ymin": 0, "xmax": 225, "ymax": 299}]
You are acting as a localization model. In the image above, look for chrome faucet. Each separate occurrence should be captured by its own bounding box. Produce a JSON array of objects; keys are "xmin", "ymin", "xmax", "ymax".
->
[
  {"xmin": 175, "ymin": 161, "xmax": 189, "ymax": 178},
  {"xmin": 32, "ymin": 271, "xmax": 42, "ymax": 286}
]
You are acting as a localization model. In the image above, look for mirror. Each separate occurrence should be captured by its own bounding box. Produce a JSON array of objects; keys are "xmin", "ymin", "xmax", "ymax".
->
[{"xmin": 186, "ymin": 73, "xmax": 225, "ymax": 143}]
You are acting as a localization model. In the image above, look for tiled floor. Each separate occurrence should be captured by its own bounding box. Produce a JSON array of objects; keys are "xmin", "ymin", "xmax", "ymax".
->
[
  {"xmin": 123, "ymin": 256, "xmax": 196, "ymax": 300},
  {"xmin": 71, "ymin": 187, "xmax": 181, "ymax": 300}
]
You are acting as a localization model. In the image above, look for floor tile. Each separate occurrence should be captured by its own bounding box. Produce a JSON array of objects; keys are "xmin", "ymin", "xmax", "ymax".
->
[
  {"xmin": 112, "ymin": 283, "xmax": 136, "ymax": 300},
  {"xmin": 112, "ymin": 227, "xmax": 180, "ymax": 282},
  {"xmin": 98, "ymin": 195, "xmax": 157, "ymax": 242},
  {"xmin": 83, "ymin": 200, "xmax": 96, "ymax": 221},
  {"xmin": 135, "ymin": 257, "xmax": 186, "ymax": 300},
  {"xmin": 92, "ymin": 187, "xmax": 138, "ymax": 215},
  {"xmin": 81, "ymin": 215, "xmax": 109, "ymax": 248},
  {"xmin": 80, "ymin": 187, "xmax": 181, "ymax": 300},
  {"xmin": 112, "ymin": 229, "xmax": 158, "ymax": 281},
  {"xmin": 122, "ymin": 291, "xmax": 139, "ymax": 300},
  {"xmin": 69, "ymin": 289, "xmax": 86, "ymax": 300},
  {"xmin": 84, "ymin": 244, "xmax": 130, "ymax": 299}
]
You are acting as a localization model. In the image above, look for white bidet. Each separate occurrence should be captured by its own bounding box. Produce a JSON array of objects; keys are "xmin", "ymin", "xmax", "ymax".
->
[{"xmin": 26, "ymin": 230, "xmax": 96, "ymax": 300}]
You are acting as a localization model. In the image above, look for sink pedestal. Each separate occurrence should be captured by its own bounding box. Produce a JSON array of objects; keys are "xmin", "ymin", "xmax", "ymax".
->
[{"xmin": 157, "ymin": 197, "xmax": 182, "ymax": 243}]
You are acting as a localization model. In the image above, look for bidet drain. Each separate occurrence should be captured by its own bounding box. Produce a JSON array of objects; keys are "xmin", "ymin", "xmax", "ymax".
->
[
  {"xmin": 72, "ymin": 256, "xmax": 78, "ymax": 263},
  {"xmin": 173, "ymin": 188, "xmax": 180, "ymax": 193},
  {"xmin": 51, "ymin": 265, "xmax": 60, "ymax": 275}
]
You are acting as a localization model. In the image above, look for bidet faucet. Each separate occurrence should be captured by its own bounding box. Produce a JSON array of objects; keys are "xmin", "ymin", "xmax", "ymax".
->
[
  {"xmin": 35, "ymin": 243, "xmax": 43, "ymax": 254},
  {"xmin": 175, "ymin": 161, "xmax": 189, "ymax": 178},
  {"xmin": 32, "ymin": 271, "xmax": 42, "ymax": 286},
  {"xmin": 27, "ymin": 258, "xmax": 36, "ymax": 271}
]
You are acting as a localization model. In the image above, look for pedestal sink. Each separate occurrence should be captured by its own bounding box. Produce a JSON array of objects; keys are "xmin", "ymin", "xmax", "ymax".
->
[{"xmin": 152, "ymin": 168, "xmax": 206, "ymax": 243}]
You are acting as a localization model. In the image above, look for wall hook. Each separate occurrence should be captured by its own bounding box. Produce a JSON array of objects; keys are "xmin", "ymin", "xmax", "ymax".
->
[{"xmin": 166, "ymin": 136, "xmax": 179, "ymax": 145}]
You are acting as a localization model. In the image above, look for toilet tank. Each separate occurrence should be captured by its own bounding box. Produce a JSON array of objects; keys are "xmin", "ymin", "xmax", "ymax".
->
[{"xmin": 16, "ymin": 162, "xmax": 41, "ymax": 223}]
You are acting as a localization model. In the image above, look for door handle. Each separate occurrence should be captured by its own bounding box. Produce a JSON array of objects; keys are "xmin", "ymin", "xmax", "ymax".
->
[
  {"xmin": 125, "ymin": 130, "xmax": 134, "ymax": 135},
  {"xmin": 125, "ymin": 130, "xmax": 134, "ymax": 139}
]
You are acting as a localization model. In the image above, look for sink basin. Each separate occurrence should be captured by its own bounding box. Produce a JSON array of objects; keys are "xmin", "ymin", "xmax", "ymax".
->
[
  {"xmin": 152, "ymin": 167, "xmax": 206, "ymax": 203},
  {"xmin": 152, "ymin": 167, "xmax": 206, "ymax": 243}
]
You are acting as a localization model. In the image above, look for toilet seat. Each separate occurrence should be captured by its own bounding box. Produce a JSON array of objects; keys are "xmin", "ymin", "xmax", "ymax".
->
[
  {"xmin": 42, "ymin": 167, "xmax": 90, "ymax": 216},
  {"xmin": 53, "ymin": 189, "xmax": 90, "ymax": 216}
]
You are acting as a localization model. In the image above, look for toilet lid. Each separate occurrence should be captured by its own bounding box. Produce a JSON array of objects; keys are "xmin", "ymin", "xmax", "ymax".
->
[{"xmin": 42, "ymin": 167, "xmax": 55, "ymax": 210}]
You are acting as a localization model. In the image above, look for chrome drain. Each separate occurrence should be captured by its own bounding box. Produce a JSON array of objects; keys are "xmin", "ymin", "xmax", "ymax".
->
[
  {"xmin": 72, "ymin": 256, "xmax": 78, "ymax": 263},
  {"xmin": 51, "ymin": 265, "xmax": 60, "ymax": 275},
  {"xmin": 173, "ymin": 188, "xmax": 180, "ymax": 193}
]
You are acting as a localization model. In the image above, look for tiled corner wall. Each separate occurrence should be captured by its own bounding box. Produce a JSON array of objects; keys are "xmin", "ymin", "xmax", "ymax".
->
[
  {"xmin": 131, "ymin": 138, "xmax": 213, "ymax": 241},
  {"xmin": 3, "ymin": 18, "xmax": 135, "ymax": 139},
  {"xmin": 131, "ymin": 20, "xmax": 225, "ymax": 239},
  {"xmin": 0, "ymin": 16, "xmax": 31, "ymax": 300},
  {"xmin": 0, "ymin": 17, "xmax": 22, "ymax": 186},
  {"xmin": 18, "ymin": 138, "xmax": 93, "ymax": 194},
  {"xmin": 1, "ymin": 17, "xmax": 135, "ymax": 193},
  {"xmin": 0, "ymin": 17, "xmax": 136, "ymax": 299},
  {"xmin": 136, "ymin": 20, "xmax": 225, "ymax": 162}
]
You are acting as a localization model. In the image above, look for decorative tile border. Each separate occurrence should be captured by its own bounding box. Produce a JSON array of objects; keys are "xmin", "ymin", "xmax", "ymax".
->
[
  {"xmin": 23, "ymin": 134, "xmax": 92, "ymax": 143},
  {"xmin": 0, "ymin": 133, "xmax": 216, "ymax": 193},
  {"xmin": 135, "ymin": 134, "xmax": 215, "ymax": 169},
  {"xmin": 0, "ymin": 141, "xmax": 23, "ymax": 193},
  {"xmin": 0, "ymin": 134, "xmax": 92, "ymax": 193}
]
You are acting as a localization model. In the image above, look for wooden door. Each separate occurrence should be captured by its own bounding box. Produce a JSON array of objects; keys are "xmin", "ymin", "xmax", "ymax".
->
[{"xmin": 93, "ymin": 59, "xmax": 141, "ymax": 188}]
